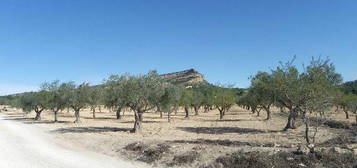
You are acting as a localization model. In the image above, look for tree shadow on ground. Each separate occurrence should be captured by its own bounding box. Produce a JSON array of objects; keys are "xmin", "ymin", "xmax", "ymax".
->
[
  {"xmin": 51, "ymin": 127, "xmax": 131, "ymax": 134},
  {"xmin": 168, "ymin": 139, "xmax": 251, "ymax": 147},
  {"xmin": 24, "ymin": 120, "xmax": 72, "ymax": 124},
  {"xmin": 201, "ymin": 119, "xmax": 263, "ymax": 122},
  {"xmin": 120, "ymin": 120, "xmax": 163, "ymax": 124},
  {"xmin": 177, "ymin": 127, "xmax": 279, "ymax": 134},
  {"xmin": 166, "ymin": 139, "xmax": 292, "ymax": 148},
  {"xmin": 3, "ymin": 117, "xmax": 33, "ymax": 121},
  {"xmin": 82, "ymin": 117, "xmax": 117, "ymax": 120}
]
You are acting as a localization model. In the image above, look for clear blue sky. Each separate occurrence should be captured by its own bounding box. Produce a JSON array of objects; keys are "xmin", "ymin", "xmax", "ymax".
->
[{"xmin": 1, "ymin": 0, "xmax": 357, "ymax": 95}]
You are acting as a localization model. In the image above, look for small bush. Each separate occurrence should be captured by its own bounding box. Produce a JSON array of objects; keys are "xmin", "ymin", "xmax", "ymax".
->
[
  {"xmin": 124, "ymin": 142, "xmax": 149, "ymax": 152},
  {"xmin": 208, "ymin": 151, "xmax": 357, "ymax": 168},
  {"xmin": 124, "ymin": 142, "xmax": 171, "ymax": 163},
  {"xmin": 138, "ymin": 143, "xmax": 171, "ymax": 163},
  {"xmin": 324, "ymin": 120, "xmax": 351, "ymax": 129},
  {"xmin": 170, "ymin": 151, "xmax": 201, "ymax": 166}
]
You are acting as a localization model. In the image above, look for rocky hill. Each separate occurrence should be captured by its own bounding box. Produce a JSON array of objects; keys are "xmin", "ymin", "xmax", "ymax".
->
[
  {"xmin": 160, "ymin": 69, "xmax": 209, "ymax": 86},
  {"xmin": 0, "ymin": 69, "xmax": 209, "ymax": 98}
]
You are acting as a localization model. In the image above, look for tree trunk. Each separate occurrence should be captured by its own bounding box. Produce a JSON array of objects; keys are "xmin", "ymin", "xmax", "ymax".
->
[
  {"xmin": 280, "ymin": 107, "xmax": 285, "ymax": 113},
  {"xmin": 304, "ymin": 118, "xmax": 310, "ymax": 145},
  {"xmin": 99, "ymin": 106, "xmax": 102, "ymax": 113},
  {"xmin": 160, "ymin": 111, "xmax": 163, "ymax": 118},
  {"xmin": 344, "ymin": 110, "xmax": 349, "ymax": 119},
  {"xmin": 74, "ymin": 110, "xmax": 80, "ymax": 123},
  {"xmin": 251, "ymin": 107, "xmax": 256, "ymax": 114},
  {"xmin": 54, "ymin": 110, "xmax": 58, "ymax": 122},
  {"xmin": 204, "ymin": 106, "xmax": 209, "ymax": 113},
  {"xmin": 335, "ymin": 106, "xmax": 339, "ymax": 112},
  {"xmin": 116, "ymin": 108, "xmax": 122, "ymax": 119},
  {"xmin": 284, "ymin": 108, "xmax": 297, "ymax": 131},
  {"xmin": 133, "ymin": 111, "xmax": 143, "ymax": 133},
  {"xmin": 194, "ymin": 106, "xmax": 199, "ymax": 116},
  {"xmin": 264, "ymin": 107, "xmax": 271, "ymax": 120},
  {"xmin": 92, "ymin": 107, "xmax": 96, "ymax": 119},
  {"xmin": 257, "ymin": 108, "xmax": 260, "ymax": 117},
  {"xmin": 168, "ymin": 112, "xmax": 171, "ymax": 122},
  {"xmin": 34, "ymin": 111, "xmax": 42, "ymax": 121},
  {"xmin": 219, "ymin": 109, "xmax": 224, "ymax": 120},
  {"xmin": 184, "ymin": 106, "xmax": 189, "ymax": 118},
  {"xmin": 266, "ymin": 110, "xmax": 271, "ymax": 120},
  {"xmin": 156, "ymin": 106, "xmax": 161, "ymax": 114}
]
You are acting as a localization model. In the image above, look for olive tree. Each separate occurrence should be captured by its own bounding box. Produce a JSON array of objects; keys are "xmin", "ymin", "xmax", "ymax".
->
[
  {"xmin": 124, "ymin": 71, "xmax": 165, "ymax": 132},
  {"xmin": 213, "ymin": 87, "xmax": 237, "ymax": 119},
  {"xmin": 249, "ymin": 72, "xmax": 276, "ymax": 120},
  {"xmin": 179, "ymin": 87, "xmax": 193, "ymax": 118},
  {"xmin": 351, "ymin": 96, "xmax": 357, "ymax": 123},
  {"xmin": 338, "ymin": 93, "xmax": 357, "ymax": 121},
  {"xmin": 200, "ymin": 85, "xmax": 216, "ymax": 113},
  {"xmin": 191, "ymin": 88, "xmax": 204, "ymax": 116},
  {"xmin": 88, "ymin": 86, "xmax": 102, "ymax": 119},
  {"xmin": 237, "ymin": 91, "xmax": 261, "ymax": 115},
  {"xmin": 270, "ymin": 60, "xmax": 302, "ymax": 130},
  {"xmin": 158, "ymin": 83, "xmax": 181, "ymax": 122},
  {"xmin": 41, "ymin": 81, "xmax": 68, "ymax": 122},
  {"xmin": 103, "ymin": 75, "xmax": 129, "ymax": 119},
  {"xmin": 63, "ymin": 82, "xmax": 90, "ymax": 123},
  {"xmin": 17, "ymin": 92, "xmax": 36, "ymax": 115},
  {"xmin": 298, "ymin": 58, "xmax": 342, "ymax": 152},
  {"xmin": 17, "ymin": 91, "xmax": 49, "ymax": 120}
]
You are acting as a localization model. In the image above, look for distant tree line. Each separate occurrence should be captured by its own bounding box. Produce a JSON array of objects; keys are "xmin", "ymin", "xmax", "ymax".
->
[{"xmin": 2, "ymin": 71, "xmax": 240, "ymax": 133}]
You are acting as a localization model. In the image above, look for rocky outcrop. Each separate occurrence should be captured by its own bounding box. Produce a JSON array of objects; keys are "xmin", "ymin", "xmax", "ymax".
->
[{"xmin": 160, "ymin": 69, "xmax": 209, "ymax": 86}]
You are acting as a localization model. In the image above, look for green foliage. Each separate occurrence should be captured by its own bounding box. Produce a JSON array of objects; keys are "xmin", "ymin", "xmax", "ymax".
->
[
  {"xmin": 159, "ymin": 83, "xmax": 181, "ymax": 121},
  {"xmin": 14, "ymin": 91, "xmax": 50, "ymax": 120},
  {"xmin": 17, "ymin": 93, "xmax": 36, "ymax": 113},
  {"xmin": 270, "ymin": 60, "xmax": 302, "ymax": 110},
  {"xmin": 61, "ymin": 82, "xmax": 91, "ymax": 123},
  {"xmin": 213, "ymin": 87, "xmax": 237, "ymax": 119},
  {"xmin": 190, "ymin": 87, "xmax": 205, "ymax": 114},
  {"xmin": 341, "ymin": 80, "xmax": 357, "ymax": 95},
  {"xmin": 246, "ymin": 71, "xmax": 276, "ymax": 119},
  {"xmin": 338, "ymin": 93, "xmax": 357, "ymax": 113},
  {"xmin": 269, "ymin": 58, "xmax": 342, "ymax": 113},
  {"xmin": 300, "ymin": 58, "xmax": 342, "ymax": 113},
  {"xmin": 103, "ymin": 74, "xmax": 129, "ymax": 118},
  {"xmin": 64, "ymin": 82, "xmax": 90, "ymax": 111},
  {"xmin": 87, "ymin": 86, "xmax": 102, "ymax": 109},
  {"xmin": 179, "ymin": 87, "xmax": 193, "ymax": 108},
  {"xmin": 199, "ymin": 85, "xmax": 217, "ymax": 111},
  {"xmin": 125, "ymin": 71, "xmax": 165, "ymax": 113},
  {"xmin": 270, "ymin": 57, "xmax": 342, "ymax": 148},
  {"xmin": 41, "ymin": 80, "xmax": 67, "ymax": 112},
  {"xmin": 0, "ymin": 96, "xmax": 14, "ymax": 105},
  {"xmin": 123, "ymin": 71, "xmax": 166, "ymax": 132}
]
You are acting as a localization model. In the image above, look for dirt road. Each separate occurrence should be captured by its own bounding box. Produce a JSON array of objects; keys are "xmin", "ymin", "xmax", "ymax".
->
[{"xmin": 0, "ymin": 114, "xmax": 144, "ymax": 168}]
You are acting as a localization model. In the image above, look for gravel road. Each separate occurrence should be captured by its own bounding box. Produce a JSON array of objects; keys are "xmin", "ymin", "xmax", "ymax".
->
[{"xmin": 0, "ymin": 114, "xmax": 143, "ymax": 168}]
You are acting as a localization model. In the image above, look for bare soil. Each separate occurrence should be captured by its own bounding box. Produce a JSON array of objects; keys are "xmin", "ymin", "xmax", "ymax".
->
[{"xmin": 1, "ymin": 106, "xmax": 356, "ymax": 168}]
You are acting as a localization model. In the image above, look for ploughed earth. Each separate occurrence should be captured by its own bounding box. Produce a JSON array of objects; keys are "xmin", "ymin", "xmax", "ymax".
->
[{"xmin": 1, "ymin": 106, "xmax": 356, "ymax": 168}]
